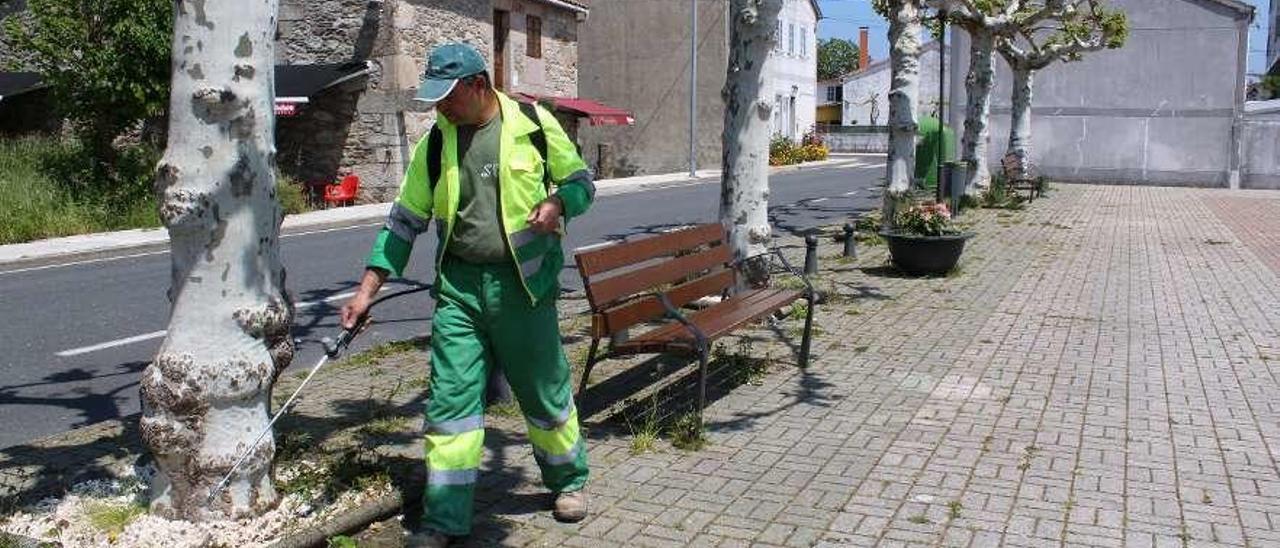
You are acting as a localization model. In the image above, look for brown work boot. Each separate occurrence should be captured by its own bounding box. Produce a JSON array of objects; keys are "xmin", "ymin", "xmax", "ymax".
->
[
  {"xmin": 553, "ymin": 490, "xmax": 588, "ymax": 522},
  {"xmin": 404, "ymin": 529, "xmax": 451, "ymax": 548}
]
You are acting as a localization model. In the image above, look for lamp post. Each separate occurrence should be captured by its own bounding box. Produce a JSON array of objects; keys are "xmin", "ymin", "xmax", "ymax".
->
[{"xmin": 690, "ymin": 0, "xmax": 698, "ymax": 178}]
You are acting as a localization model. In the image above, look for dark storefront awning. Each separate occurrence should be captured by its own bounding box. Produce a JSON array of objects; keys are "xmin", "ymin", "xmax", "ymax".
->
[
  {"xmin": 274, "ymin": 62, "xmax": 373, "ymax": 116},
  {"xmin": 513, "ymin": 93, "xmax": 634, "ymax": 126},
  {"xmin": 1, "ymin": 64, "xmax": 370, "ymax": 115},
  {"xmin": 0, "ymin": 72, "xmax": 47, "ymax": 102}
]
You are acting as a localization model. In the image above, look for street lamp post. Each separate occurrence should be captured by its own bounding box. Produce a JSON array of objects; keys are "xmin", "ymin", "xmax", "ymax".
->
[{"xmin": 690, "ymin": 0, "xmax": 698, "ymax": 178}]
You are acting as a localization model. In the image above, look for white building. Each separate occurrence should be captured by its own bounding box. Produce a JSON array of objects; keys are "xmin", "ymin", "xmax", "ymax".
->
[
  {"xmin": 842, "ymin": 41, "xmax": 947, "ymax": 126},
  {"xmin": 768, "ymin": 0, "xmax": 821, "ymax": 141}
]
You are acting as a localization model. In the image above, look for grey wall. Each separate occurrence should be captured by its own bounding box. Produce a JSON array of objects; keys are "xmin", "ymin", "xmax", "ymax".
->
[
  {"xmin": 949, "ymin": 0, "xmax": 1252, "ymax": 187},
  {"xmin": 577, "ymin": 0, "xmax": 729, "ymax": 177},
  {"xmin": 1241, "ymin": 105, "xmax": 1280, "ymax": 189}
]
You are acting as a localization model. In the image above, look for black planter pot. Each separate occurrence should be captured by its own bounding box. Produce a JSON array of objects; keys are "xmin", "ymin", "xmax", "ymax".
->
[{"xmin": 880, "ymin": 231, "xmax": 974, "ymax": 275}]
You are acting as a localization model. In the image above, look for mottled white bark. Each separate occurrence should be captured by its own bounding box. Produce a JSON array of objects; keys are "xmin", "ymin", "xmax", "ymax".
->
[
  {"xmin": 1006, "ymin": 65, "xmax": 1034, "ymax": 173},
  {"xmin": 883, "ymin": 0, "xmax": 923, "ymax": 225},
  {"xmin": 721, "ymin": 0, "xmax": 783, "ymax": 288},
  {"xmin": 141, "ymin": 0, "xmax": 292, "ymax": 521},
  {"xmin": 961, "ymin": 30, "xmax": 995, "ymax": 193}
]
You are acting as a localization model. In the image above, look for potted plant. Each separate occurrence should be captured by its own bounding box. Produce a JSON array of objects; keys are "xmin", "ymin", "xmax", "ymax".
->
[{"xmin": 880, "ymin": 202, "xmax": 973, "ymax": 275}]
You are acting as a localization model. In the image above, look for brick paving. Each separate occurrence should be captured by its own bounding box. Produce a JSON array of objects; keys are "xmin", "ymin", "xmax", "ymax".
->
[{"xmin": 5, "ymin": 184, "xmax": 1280, "ymax": 547}]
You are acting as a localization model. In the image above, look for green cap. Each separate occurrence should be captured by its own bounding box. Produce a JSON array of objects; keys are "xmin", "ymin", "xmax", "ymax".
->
[{"xmin": 414, "ymin": 43, "xmax": 488, "ymax": 103}]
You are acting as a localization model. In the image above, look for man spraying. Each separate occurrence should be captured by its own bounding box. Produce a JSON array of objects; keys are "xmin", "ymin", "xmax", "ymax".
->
[{"xmin": 340, "ymin": 42, "xmax": 594, "ymax": 546}]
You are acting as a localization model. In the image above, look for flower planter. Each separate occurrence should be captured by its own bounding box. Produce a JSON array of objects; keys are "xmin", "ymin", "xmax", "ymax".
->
[{"xmin": 879, "ymin": 231, "xmax": 974, "ymax": 275}]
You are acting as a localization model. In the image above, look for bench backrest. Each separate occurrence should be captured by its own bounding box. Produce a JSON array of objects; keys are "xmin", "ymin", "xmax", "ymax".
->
[
  {"xmin": 575, "ymin": 223, "xmax": 735, "ymax": 339},
  {"xmin": 1001, "ymin": 152, "xmax": 1036, "ymax": 178}
]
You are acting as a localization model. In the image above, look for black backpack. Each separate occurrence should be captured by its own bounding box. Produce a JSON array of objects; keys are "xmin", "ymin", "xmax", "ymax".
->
[{"xmin": 425, "ymin": 101, "xmax": 550, "ymax": 193}]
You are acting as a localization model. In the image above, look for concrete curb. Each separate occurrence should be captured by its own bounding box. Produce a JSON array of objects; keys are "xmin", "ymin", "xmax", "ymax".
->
[{"xmin": 0, "ymin": 159, "xmax": 878, "ymax": 271}]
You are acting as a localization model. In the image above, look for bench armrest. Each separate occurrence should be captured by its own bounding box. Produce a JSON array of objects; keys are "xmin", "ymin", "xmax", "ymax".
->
[{"xmin": 648, "ymin": 290, "xmax": 710, "ymax": 351}]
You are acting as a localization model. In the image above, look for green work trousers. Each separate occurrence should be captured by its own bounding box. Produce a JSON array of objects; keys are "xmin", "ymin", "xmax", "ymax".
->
[{"xmin": 421, "ymin": 258, "xmax": 589, "ymax": 536}]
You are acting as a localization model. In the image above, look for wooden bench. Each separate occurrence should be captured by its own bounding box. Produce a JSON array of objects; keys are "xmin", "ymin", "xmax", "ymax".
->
[
  {"xmin": 573, "ymin": 224, "xmax": 815, "ymax": 420},
  {"xmin": 1000, "ymin": 152, "xmax": 1040, "ymax": 202}
]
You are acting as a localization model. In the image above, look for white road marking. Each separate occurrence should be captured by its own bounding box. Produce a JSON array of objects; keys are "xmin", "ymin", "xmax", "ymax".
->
[
  {"xmin": 56, "ymin": 330, "xmax": 168, "ymax": 357},
  {"xmin": 844, "ymin": 191, "xmax": 857, "ymax": 196},
  {"xmin": 811, "ymin": 197, "xmax": 829, "ymax": 203},
  {"xmin": 53, "ymin": 287, "xmax": 391, "ymax": 357},
  {"xmin": 2, "ymin": 223, "xmax": 384, "ymax": 276}
]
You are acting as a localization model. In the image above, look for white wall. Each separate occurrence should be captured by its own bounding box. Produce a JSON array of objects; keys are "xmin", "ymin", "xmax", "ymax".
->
[
  {"xmin": 842, "ymin": 42, "xmax": 945, "ymax": 126},
  {"xmin": 767, "ymin": 0, "xmax": 818, "ymax": 140}
]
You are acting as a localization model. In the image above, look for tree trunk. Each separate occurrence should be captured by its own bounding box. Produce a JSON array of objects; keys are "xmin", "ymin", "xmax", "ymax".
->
[
  {"xmin": 1006, "ymin": 66, "xmax": 1033, "ymax": 174},
  {"xmin": 961, "ymin": 29, "xmax": 995, "ymax": 194},
  {"xmin": 721, "ymin": 0, "xmax": 783, "ymax": 289},
  {"xmin": 141, "ymin": 0, "xmax": 292, "ymax": 521},
  {"xmin": 883, "ymin": 0, "xmax": 922, "ymax": 225}
]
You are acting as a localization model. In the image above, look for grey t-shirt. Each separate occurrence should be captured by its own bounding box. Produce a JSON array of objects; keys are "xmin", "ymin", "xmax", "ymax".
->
[{"xmin": 447, "ymin": 114, "xmax": 508, "ymax": 264}]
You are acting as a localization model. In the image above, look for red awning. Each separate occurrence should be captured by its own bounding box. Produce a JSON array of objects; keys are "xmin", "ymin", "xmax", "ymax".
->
[{"xmin": 514, "ymin": 93, "xmax": 634, "ymax": 126}]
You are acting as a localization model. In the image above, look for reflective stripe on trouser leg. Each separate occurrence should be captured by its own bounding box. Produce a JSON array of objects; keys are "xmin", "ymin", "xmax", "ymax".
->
[
  {"xmin": 484, "ymin": 265, "xmax": 590, "ymax": 494},
  {"xmin": 526, "ymin": 406, "xmax": 588, "ymax": 490},
  {"xmin": 422, "ymin": 261, "xmax": 492, "ymax": 536}
]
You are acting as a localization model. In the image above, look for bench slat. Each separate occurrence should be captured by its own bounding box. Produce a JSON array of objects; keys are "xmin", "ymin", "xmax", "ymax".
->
[
  {"xmin": 575, "ymin": 223, "xmax": 724, "ymax": 278},
  {"xmin": 612, "ymin": 288, "xmax": 803, "ymax": 355},
  {"xmin": 584, "ymin": 243, "xmax": 732, "ymax": 310},
  {"xmin": 594, "ymin": 267, "xmax": 735, "ymax": 337}
]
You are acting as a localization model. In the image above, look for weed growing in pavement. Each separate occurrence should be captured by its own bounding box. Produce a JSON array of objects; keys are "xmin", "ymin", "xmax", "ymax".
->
[
  {"xmin": 486, "ymin": 400, "xmax": 521, "ymax": 418},
  {"xmin": 278, "ymin": 446, "xmax": 391, "ymax": 501},
  {"xmin": 907, "ymin": 514, "xmax": 931, "ymax": 525},
  {"xmin": 669, "ymin": 412, "xmax": 707, "ymax": 451},
  {"xmin": 947, "ymin": 500, "xmax": 963, "ymax": 520},
  {"xmin": 362, "ymin": 415, "xmax": 411, "ymax": 438},
  {"xmin": 85, "ymin": 501, "xmax": 147, "ymax": 542},
  {"xmin": 626, "ymin": 398, "xmax": 662, "ymax": 455}
]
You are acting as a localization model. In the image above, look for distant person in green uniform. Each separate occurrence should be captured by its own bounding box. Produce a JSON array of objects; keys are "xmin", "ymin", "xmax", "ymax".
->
[{"xmin": 340, "ymin": 43, "xmax": 595, "ymax": 548}]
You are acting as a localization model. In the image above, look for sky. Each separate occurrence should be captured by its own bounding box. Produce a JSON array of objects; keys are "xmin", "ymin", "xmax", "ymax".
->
[{"xmin": 816, "ymin": 0, "xmax": 1274, "ymax": 77}]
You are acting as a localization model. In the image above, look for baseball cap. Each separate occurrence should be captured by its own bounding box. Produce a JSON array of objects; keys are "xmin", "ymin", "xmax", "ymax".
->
[{"xmin": 414, "ymin": 43, "xmax": 488, "ymax": 103}]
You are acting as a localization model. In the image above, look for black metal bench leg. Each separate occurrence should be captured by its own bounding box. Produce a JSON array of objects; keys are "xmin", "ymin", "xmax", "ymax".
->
[
  {"xmin": 799, "ymin": 293, "xmax": 815, "ymax": 368},
  {"xmin": 697, "ymin": 344, "xmax": 709, "ymax": 425},
  {"xmin": 576, "ymin": 338, "xmax": 601, "ymax": 399}
]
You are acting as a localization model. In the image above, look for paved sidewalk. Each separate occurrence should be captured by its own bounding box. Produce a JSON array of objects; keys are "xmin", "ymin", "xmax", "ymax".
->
[{"xmin": 6, "ymin": 183, "xmax": 1280, "ymax": 547}]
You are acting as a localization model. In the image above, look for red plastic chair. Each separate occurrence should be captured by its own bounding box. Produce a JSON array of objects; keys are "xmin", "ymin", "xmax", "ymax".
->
[{"xmin": 323, "ymin": 174, "xmax": 360, "ymax": 208}]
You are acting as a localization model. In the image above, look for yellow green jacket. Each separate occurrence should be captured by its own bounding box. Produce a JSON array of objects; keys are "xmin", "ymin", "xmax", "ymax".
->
[{"xmin": 367, "ymin": 91, "xmax": 595, "ymax": 305}]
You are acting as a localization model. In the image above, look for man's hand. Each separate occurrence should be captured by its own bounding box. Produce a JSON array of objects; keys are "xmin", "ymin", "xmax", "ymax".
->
[
  {"xmin": 526, "ymin": 196, "xmax": 563, "ymax": 234},
  {"xmin": 340, "ymin": 268, "xmax": 388, "ymax": 329},
  {"xmin": 339, "ymin": 293, "xmax": 373, "ymax": 330}
]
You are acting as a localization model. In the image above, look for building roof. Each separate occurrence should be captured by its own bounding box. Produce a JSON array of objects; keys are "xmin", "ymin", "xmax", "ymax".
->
[
  {"xmin": 1196, "ymin": 0, "xmax": 1254, "ymax": 18},
  {"xmin": 532, "ymin": 0, "xmax": 590, "ymax": 15}
]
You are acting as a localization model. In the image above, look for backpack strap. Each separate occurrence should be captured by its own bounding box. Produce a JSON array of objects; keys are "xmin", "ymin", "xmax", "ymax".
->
[
  {"xmin": 517, "ymin": 101, "xmax": 552, "ymax": 193},
  {"xmin": 425, "ymin": 103, "xmax": 549, "ymax": 192},
  {"xmin": 426, "ymin": 124, "xmax": 443, "ymax": 191}
]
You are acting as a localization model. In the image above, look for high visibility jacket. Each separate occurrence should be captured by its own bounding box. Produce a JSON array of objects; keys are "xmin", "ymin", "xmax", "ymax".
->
[{"xmin": 367, "ymin": 91, "xmax": 595, "ymax": 305}]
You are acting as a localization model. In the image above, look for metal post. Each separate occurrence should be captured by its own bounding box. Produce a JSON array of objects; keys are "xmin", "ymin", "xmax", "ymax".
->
[
  {"xmin": 804, "ymin": 235, "xmax": 818, "ymax": 275},
  {"xmin": 937, "ymin": 10, "xmax": 947, "ymax": 197},
  {"xmin": 843, "ymin": 223, "xmax": 857, "ymax": 258},
  {"xmin": 689, "ymin": 0, "xmax": 698, "ymax": 178}
]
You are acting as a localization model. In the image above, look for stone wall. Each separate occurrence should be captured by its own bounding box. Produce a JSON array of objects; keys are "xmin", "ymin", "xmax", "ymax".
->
[
  {"xmin": 0, "ymin": 0, "xmax": 35, "ymax": 71},
  {"xmin": 273, "ymin": 0, "xmax": 583, "ymax": 201}
]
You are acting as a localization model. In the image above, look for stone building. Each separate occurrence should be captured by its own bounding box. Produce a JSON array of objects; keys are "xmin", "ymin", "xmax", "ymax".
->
[
  {"xmin": 274, "ymin": 0, "xmax": 590, "ymax": 201},
  {"xmin": 578, "ymin": 0, "xmax": 819, "ymax": 177}
]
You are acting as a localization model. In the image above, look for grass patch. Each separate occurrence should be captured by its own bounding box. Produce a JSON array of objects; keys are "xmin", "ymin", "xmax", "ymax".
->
[
  {"xmin": 327, "ymin": 536, "xmax": 359, "ymax": 548},
  {"xmin": 947, "ymin": 500, "xmax": 963, "ymax": 520},
  {"xmin": 486, "ymin": 400, "xmax": 521, "ymax": 418},
  {"xmin": 334, "ymin": 339, "xmax": 421, "ymax": 371},
  {"xmin": 85, "ymin": 500, "xmax": 147, "ymax": 542},
  {"xmin": 0, "ymin": 137, "xmax": 312, "ymax": 245},
  {"xmin": 361, "ymin": 414, "xmax": 411, "ymax": 438},
  {"xmin": 907, "ymin": 514, "xmax": 931, "ymax": 525},
  {"xmin": 278, "ymin": 447, "xmax": 391, "ymax": 501},
  {"xmin": 668, "ymin": 412, "xmax": 707, "ymax": 451},
  {"xmin": 713, "ymin": 340, "xmax": 770, "ymax": 386}
]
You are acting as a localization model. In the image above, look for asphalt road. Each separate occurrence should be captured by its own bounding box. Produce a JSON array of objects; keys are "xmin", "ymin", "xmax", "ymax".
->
[{"xmin": 0, "ymin": 160, "xmax": 886, "ymax": 448}]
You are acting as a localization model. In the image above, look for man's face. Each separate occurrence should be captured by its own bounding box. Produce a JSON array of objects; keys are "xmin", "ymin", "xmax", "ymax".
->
[{"xmin": 436, "ymin": 76, "xmax": 487, "ymax": 125}]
